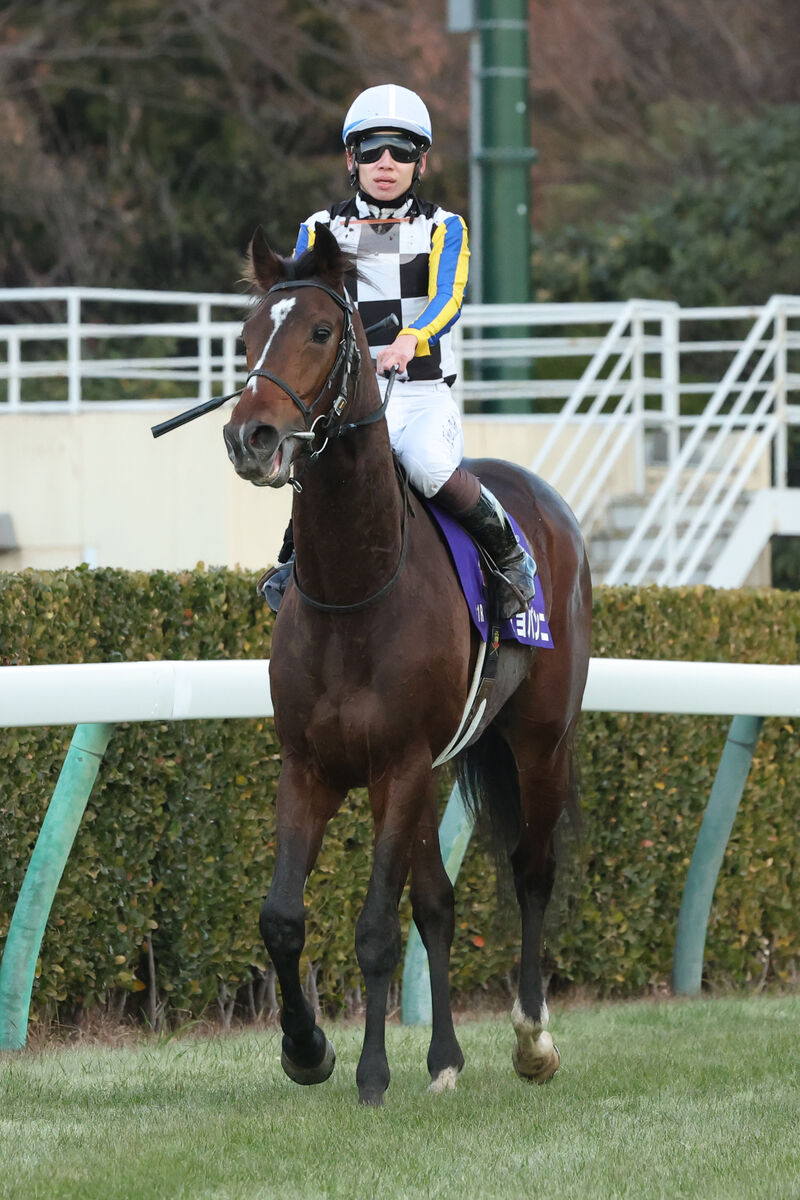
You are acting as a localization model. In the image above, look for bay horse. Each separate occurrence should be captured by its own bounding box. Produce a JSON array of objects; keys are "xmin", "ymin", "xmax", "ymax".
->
[{"xmin": 223, "ymin": 224, "xmax": 592, "ymax": 1106}]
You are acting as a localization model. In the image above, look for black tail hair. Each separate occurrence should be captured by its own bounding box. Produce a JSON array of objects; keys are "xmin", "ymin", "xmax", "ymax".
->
[
  {"xmin": 457, "ymin": 724, "xmax": 522, "ymax": 866},
  {"xmin": 456, "ymin": 723, "xmax": 583, "ymax": 879}
]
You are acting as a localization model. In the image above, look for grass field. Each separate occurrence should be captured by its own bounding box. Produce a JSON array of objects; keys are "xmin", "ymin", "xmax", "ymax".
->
[{"xmin": 1, "ymin": 995, "xmax": 798, "ymax": 1200}]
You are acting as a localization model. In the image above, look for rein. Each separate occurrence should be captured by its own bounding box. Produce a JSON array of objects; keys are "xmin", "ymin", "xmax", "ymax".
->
[
  {"xmin": 151, "ymin": 280, "xmax": 396, "ymax": 444},
  {"xmin": 265, "ymin": 280, "xmax": 406, "ymax": 614},
  {"xmin": 252, "ymin": 281, "xmax": 396, "ymax": 474},
  {"xmin": 291, "ymin": 459, "xmax": 412, "ymax": 615}
]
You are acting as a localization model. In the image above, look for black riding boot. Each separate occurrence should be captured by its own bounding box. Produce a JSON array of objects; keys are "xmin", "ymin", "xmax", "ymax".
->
[
  {"xmin": 458, "ymin": 486, "xmax": 537, "ymax": 620},
  {"xmin": 257, "ymin": 521, "xmax": 295, "ymax": 613}
]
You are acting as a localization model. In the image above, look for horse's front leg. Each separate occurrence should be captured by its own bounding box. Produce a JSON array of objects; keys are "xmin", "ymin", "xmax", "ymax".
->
[
  {"xmin": 260, "ymin": 759, "xmax": 343, "ymax": 1086},
  {"xmin": 355, "ymin": 756, "xmax": 431, "ymax": 1107}
]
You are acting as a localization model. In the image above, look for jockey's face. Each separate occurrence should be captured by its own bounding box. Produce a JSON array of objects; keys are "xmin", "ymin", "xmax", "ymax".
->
[{"xmin": 346, "ymin": 130, "xmax": 427, "ymax": 203}]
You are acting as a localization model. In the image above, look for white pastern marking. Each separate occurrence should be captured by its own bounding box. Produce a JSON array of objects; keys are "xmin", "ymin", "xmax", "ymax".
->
[
  {"xmin": 511, "ymin": 997, "xmax": 549, "ymax": 1033},
  {"xmin": 248, "ymin": 297, "xmax": 296, "ymax": 393},
  {"xmin": 428, "ymin": 1066, "xmax": 460, "ymax": 1093},
  {"xmin": 511, "ymin": 998, "xmax": 558, "ymax": 1080}
]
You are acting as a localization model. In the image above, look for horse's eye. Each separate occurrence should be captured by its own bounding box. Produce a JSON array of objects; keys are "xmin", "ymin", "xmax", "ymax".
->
[{"xmin": 312, "ymin": 325, "xmax": 332, "ymax": 344}]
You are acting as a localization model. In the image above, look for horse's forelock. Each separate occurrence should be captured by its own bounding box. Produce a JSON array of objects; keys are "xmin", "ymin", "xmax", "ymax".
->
[
  {"xmin": 292, "ymin": 243, "xmax": 357, "ymax": 289},
  {"xmin": 241, "ymin": 241, "xmax": 360, "ymax": 321}
]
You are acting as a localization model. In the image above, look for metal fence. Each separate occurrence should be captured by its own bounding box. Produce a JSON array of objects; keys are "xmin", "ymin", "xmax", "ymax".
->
[
  {"xmin": 2, "ymin": 655, "xmax": 799, "ymax": 1048},
  {"xmin": 2, "ymin": 288, "xmax": 799, "ymax": 584}
]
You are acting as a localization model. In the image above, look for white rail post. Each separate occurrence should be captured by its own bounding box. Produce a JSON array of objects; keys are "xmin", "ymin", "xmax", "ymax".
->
[
  {"xmin": 774, "ymin": 299, "xmax": 788, "ymax": 488},
  {"xmin": 222, "ymin": 330, "xmax": 237, "ymax": 399},
  {"xmin": 7, "ymin": 331, "xmax": 21, "ymax": 409},
  {"xmin": 198, "ymin": 300, "xmax": 212, "ymax": 405},
  {"xmin": 632, "ymin": 307, "xmax": 645, "ymax": 495},
  {"xmin": 67, "ymin": 291, "xmax": 82, "ymax": 411},
  {"xmin": 662, "ymin": 305, "xmax": 681, "ymax": 579},
  {"xmin": 451, "ymin": 322, "xmax": 465, "ymax": 413}
]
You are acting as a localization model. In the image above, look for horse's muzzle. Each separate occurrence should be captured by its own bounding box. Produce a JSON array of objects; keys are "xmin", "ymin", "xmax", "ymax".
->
[
  {"xmin": 223, "ymin": 419, "xmax": 303, "ymax": 487},
  {"xmin": 224, "ymin": 418, "xmax": 278, "ymax": 480}
]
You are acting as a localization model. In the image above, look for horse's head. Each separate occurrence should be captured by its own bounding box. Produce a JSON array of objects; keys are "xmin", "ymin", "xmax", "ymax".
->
[{"xmin": 223, "ymin": 224, "xmax": 357, "ymax": 487}]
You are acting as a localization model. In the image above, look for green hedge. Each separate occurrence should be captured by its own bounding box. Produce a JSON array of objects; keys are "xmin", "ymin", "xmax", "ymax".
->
[{"xmin": 1, "ymin": 571, "xmax": 799, "ymax": 1024}]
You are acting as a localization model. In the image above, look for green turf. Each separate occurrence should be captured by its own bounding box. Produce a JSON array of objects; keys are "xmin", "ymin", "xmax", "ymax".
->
[{"xmin": 2, "ymin": 995, "xmax": 798, "ymax": 1199}]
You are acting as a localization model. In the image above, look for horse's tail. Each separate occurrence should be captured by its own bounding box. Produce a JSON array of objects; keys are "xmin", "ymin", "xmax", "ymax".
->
[
  {"xmin": 456, "ymin": 725, "xmax": 521, "ymax": 863},
  {"xmin": 455, "ymin": 725, "xmax": 582, "ymax": 866}
]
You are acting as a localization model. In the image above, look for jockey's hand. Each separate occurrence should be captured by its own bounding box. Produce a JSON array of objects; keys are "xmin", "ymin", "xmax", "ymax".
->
[{"xmin": 376, "ymin": 333, "xmax": 418, "ymax": 378}]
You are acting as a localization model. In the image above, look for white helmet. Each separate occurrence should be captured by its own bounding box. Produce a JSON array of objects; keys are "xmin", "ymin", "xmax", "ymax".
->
[{"xmin": 342, "ymin": 85, "xmax": 432, "ymax": 149}]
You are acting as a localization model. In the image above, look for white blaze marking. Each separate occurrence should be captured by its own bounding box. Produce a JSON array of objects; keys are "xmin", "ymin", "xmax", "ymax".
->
[{"xmin": 248, "ymin": 297, "xmax": 296, "ymax": 393}]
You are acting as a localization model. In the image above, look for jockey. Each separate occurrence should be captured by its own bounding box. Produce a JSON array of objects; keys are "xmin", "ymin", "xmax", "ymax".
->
[{"xmin": 262, "ymin": 84, "xmax": 536, "ymax": 620}]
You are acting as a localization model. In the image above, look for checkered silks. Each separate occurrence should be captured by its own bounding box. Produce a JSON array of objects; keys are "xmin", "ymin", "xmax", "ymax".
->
[{"xmin": 294, "ymin": 195, "xmax": 469, "ymax": 384}]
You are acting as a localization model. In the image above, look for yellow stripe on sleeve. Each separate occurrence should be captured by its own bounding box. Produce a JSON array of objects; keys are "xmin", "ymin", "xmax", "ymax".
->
[{"xmin": 399, "ymin": 217, "xmax": 470, "ymax": 356}]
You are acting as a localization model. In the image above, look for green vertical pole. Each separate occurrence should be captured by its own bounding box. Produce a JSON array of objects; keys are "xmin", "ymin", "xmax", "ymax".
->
[
  {"xmin": 402, "ymin": 782, "xmax": 475, "ymax": 1025},
  {"xmin": 672, "ymin": 714, "xmax": 764, "ymax": 997},
  {"xmin": 478, "ymin": 0, "xmax": 535, "ymax": 408},
  {"xmin": 479, "ymin": 0, "xmax": 533, "ymax": 305},
  {"xmin": 0, "ymin": 722, "xmax": 113, "ymax": 1051}
]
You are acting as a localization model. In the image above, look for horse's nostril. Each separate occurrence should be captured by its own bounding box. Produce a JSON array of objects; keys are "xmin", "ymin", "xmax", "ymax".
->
[{"xmin": 249, "ymin": 424, "xmax": 277, "ymax": 452}]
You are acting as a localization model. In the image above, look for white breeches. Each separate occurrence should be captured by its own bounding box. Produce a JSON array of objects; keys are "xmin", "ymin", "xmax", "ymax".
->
[{"xmin": 379, "ymin": 375, "xmax": 463, "ymax": 499}]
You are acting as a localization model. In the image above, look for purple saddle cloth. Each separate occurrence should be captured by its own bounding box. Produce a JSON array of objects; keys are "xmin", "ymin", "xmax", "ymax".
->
[{"xmin": 425, "ymin": 501, "xmax": 554, "ymax": 649}]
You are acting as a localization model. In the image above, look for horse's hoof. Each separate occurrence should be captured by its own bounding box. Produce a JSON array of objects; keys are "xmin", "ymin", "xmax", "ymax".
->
[
  {"xmin": 428, "ymin": 1065, "xmax": 461, "ymax": 1094},
  {"xmin": 510, "ymin": 1000, "xmax": 560, "ymax": 1084},
  {"xmin": 358, "ymin": 1089, "xmax": 385, "ymax": 1108},
  {"xmin": 512, "ymin": 1033, "xmax": 561, "ymax": 1084},
  {"xmin": 281, "ymin": 1037, "xmax": 336, "ymax": 1086}
]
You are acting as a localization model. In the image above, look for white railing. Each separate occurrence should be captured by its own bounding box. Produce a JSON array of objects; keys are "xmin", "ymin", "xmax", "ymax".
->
[
  {"xmin": 2, "ymin": 655, "xmax": 798, "ymax": 1049},
  {"xmin": 3, "ymin": 657, "xmax": 800, "ymax": 727},
  {"xmin": 591, "ymin": 296, "xmax": 800, "ymax": 585},
  {"xmin": 2, "ymin": 288, "xmax": 799, "ymax": 585},
  {"xmin": 0, "ymin": 287, "xmax": 247, "ymax": 411},
  {"xmin": 457, "ymin": 295, "xmax": 800, "ymax": 584}
]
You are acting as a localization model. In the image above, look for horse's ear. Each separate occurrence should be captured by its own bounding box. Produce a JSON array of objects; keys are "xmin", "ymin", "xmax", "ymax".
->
[
  {"xmin": 312, "ymin": 222, "xmax": 346, "ymax": 280},
  {"xmin": 247, "ymin": 226, "xmax": 285, "ymax": 292}
]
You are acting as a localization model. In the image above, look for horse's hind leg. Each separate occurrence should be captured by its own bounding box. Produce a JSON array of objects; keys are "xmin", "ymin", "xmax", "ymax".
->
[
  {"xmin": 409, "ymin": 799, "xmax": 465, "ymax": 1092},
  {"xmin": 260, "ymin": 761, "xmax": 342, "ymax": 1086},
  {"xmin": 508, "ymin": 732, "xmax": 577, "ymax": 1084}
]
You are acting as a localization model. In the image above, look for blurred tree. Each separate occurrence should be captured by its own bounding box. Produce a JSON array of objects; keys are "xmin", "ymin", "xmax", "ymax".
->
[
  {"xmin": 528, "ymin": 0, "xmax": 800, "ymax": 230},
  {"xmin": 0, "ymin": 0, "xmax": 468, "ymax": 296},
  {"xmin": 0, "ymin": 0, "xmax": 363, "ymax": 291},
  {"xmin": 530, "ymin": 107, "xmax": 800, "ymax": 305},
  {"xmin": 1, "ymin": 0, "xmax": 797, "ymax": 297}
]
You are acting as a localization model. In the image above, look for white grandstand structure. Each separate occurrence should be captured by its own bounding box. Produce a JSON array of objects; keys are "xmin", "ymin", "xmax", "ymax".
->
[{"xmin": 1, "ymin": 288, "xmax": 799, "ymax": 585}]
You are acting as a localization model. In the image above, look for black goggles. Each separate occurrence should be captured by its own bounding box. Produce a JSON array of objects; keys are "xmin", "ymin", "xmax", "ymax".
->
[{"xmin": 352, "ymin": 133, "xmax": 426, "ymax": 164}]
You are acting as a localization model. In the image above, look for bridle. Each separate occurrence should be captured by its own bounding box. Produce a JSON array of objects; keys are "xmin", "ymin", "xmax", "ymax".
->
[
  {"xmin": 246, "ymin": 279, "xmax": 395, "ymax": 472},
  {"xmin": 151, "ymin": 274, "xmax": 407, "ymax": 614},
  {"xmin": 152, "ymin": 276, "xmax": 395, "ymax": 453},
  {"xmin": 247, "ymin": 279, "xmax": 360, "ymax": 432},
  {"xmin": 249, "ymin": 277, "xmax": 408, "ymax": 615}
]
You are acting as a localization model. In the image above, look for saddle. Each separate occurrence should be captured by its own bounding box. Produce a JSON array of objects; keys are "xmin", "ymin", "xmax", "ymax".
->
[
  {"xmin": 423, "ymin": 500, "xmax": 553, "ymax": 650},
  {"xmin": 422, "ymin": 498, "xmax": 553, "ymax": 767}
]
